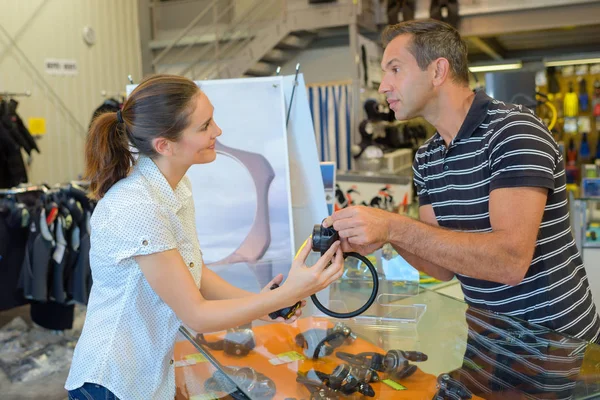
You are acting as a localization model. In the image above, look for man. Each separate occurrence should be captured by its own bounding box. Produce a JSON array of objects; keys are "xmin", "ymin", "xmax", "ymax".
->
[{"xmin": 324, "ymin": 19, "xmax": 600, "ymax": 342}]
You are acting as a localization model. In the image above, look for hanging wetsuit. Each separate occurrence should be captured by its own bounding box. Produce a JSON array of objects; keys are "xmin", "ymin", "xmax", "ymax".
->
[
  {"xmin": 23, "ymin": 206, "xmax": 75, "ymax": 331},
  {"xmin": 18, "ymin": 207, "xmax": 55, "ymax": 301},
  {"xmin": 65, "ymin": 197, "xmax": 83, "ymax": 303},
  {"xmin": 50, "ymin": 215, "xmax": 70, "ymax": 304},
  {"xmin": 8, "ymin": 99, "xmax": 39, "ymax": 155},
  {"xmin": 0, "ymin": 122, "xmax": 27, "ymax": 188},
  {"xmin": 72, "ymin": 210, "xmax": 92, "ymax": 305},
  {"xmin": 1, "ymin": 99, "xmax": 39, "ymax": 156},
  {"xmin": 64, "ymin": 184, "xmax": 94, "ymax": 305},
  {"xmin": 0, "ymin": 200, "xmax": 29, "ymax": 310}
]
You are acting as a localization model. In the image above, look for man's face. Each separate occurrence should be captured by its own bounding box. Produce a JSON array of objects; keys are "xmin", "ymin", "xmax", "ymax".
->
[{"xmin": 379, "ymin": 34, "xmax": 434, "ymax": 121}]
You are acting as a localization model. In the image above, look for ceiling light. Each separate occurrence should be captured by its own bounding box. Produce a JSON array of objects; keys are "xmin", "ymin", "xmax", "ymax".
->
[
  {"xmin": 469, "ymin": 62, "xmax": 523, "ymax": 73},
  {"xmin": 544, "ymin": 57, "xmax": 600, "ymax": 67}
]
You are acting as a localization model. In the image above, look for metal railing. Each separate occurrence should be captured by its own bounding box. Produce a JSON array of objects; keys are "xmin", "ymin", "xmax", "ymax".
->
[
  {"xmin": 151, "ymin": 0, "xmax": 223, "ymax": 67},
  {"xmin": 182, "ymin": 0, "xmax": 284, "ymax": 79},
  {"xmin": 150, "ymin": 0, "xmax": 363, "ymax": 79},
  {"xmin": 151, "ymin": 0, "xmax": 284, "ymax": 79}
]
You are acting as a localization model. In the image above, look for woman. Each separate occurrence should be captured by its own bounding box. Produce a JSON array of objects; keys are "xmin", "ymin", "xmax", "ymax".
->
[{"xmin": 65, "ymin": 74, "xmax": 344, "ymax": 400}]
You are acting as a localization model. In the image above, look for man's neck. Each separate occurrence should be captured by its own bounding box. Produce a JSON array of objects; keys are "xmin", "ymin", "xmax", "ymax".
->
[{"xmin": 425, "ymin": 86, "xmax": 475, "ymax": 147}]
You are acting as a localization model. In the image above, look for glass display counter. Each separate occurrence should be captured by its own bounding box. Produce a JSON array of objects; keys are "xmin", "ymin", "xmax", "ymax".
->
[
  {"xmin": 570, "ymin": 195, "xmax": 600, "ymax": 318},
  {"xmin": 172, "ymin": 289, "xmax": 600, "ymax": 400},
  {"xmin": 571, "ymin": 196, "xmax": 600, "ymax": 254}
]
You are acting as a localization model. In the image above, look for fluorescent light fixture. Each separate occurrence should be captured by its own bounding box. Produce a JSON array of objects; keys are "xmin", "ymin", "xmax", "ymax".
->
[
  {"xmin": 544, "ymin": 56, "xmax": 600, "ymax": 67},
  {"xmin": 469, "ymin": 61, "xmax": 523, "ymax": 73}
]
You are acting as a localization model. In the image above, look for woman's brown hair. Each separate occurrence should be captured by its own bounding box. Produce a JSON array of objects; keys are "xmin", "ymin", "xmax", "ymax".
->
[{"xmin": 85, "ymin": 74, "xmax": 200, "ymax": 200}]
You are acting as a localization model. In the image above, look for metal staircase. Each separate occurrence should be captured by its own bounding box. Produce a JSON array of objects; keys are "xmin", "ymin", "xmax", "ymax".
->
[{"xmin": 149, "ymin": 0, "xmax": 373, "ymax": 80}]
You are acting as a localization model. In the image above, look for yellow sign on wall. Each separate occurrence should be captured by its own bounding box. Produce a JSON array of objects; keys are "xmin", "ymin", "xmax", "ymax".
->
[{"xmin": 28, "ymin": 118, "xmax": 46, "ymax": 136}]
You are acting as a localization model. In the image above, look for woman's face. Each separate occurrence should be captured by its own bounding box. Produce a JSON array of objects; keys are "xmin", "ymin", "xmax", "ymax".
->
[{"xmin": 172, "ymin": 92, "xmax": 222, "ymax": 165}]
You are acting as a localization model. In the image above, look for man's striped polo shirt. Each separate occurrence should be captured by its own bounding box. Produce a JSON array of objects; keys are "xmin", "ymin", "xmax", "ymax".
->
[{"xmin": 412, "ymin": 89, "xmax": 600, "ymax": 342}]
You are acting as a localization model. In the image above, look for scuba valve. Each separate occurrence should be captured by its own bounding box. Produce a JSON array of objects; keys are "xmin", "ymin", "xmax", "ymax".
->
[
  {"xmin": 310, "ymin": 224, "xmax": 379, "ymax": 319},
  {"xmin": 270, "ymin": 221, "xmax": 379, "ymax": 320}
]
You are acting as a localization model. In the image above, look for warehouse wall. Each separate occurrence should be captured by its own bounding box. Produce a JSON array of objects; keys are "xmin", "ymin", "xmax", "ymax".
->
[
  {"xmin": 280, "ymin": 33, "xmax": 382, "ymax": 86},
  {"xmin": 281, "ymin": 46, "xmax": 354, "ymax": 85},
  {"xmin": 0, "ymin": 0, "xmax": 142, "ymax": 184}
]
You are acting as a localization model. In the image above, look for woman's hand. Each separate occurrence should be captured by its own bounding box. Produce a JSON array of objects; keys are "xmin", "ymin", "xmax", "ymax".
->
[
  {"xmin": 282, "ymin": 237, "xmax": 344, "ymax": 301},
  {"xmin": 258, "ymin": 237, "xmax": 343, "ymax": 324},
  {"xmin": 258, "ymin": 274, "xmax": 306, "ymax": 324}
]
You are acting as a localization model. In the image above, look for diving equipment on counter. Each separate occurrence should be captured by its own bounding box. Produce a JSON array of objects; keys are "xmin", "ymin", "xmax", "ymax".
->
[
  {"xmin": 432, "ymin": 374, "xmax": 473, "ymax": 400},
  {"xmin": 269, "ymin": 283, "xmax": 302, "ymax": 320},
  {"xmin": 310, "ymin": 224, "xmax": 379, "ymax": 319},
  {"xmin": 312, "ymin": 365, "xmax": 376, "ymax": 397},
  {"xmin": 195, "ymin": 328, "xmax": 256, "ymax": 357},
  {"xmin": 336, "ymin": 349, "xmax": 428, "ymax": 380},
  {"xmin": 295, "ymin": 323, "xmax": 357, "ymax": 360},
  {"xmin": 296, "ymin": 373, "xmax": 341, "ymax": 400},
  {"xmin": 204, "ymin": 366, "xmax": 276, "ymax": 400}
]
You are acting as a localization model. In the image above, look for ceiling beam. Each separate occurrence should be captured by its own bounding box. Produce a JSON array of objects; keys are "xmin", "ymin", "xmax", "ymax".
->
[
  {"xmin": 459, "ymin": 2, "xmax": 600, "ymax": 37},
  {"xmin": 467, "ymin": 42, "xmax": 600, "ymax": 65},
  {"xmin": 504, "ymin": 44, "xmax": 600, "ymax": 61},
  {"xmin": 467, "ymin": 37, "xmax": 505, "ymax": 60}
]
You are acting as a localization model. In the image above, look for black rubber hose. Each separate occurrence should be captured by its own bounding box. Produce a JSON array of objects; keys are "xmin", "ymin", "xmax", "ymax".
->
[{"xmin": 310, "ymin": 252, "xmax": 378, "ymax": 319}]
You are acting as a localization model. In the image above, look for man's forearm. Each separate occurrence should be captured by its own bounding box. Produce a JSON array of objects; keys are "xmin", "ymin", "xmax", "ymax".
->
[
  {"xmin": 388, "ymin": 215, "xmax": 529, "ymax": 286},
  {"xmin": 391, "ymin": 245, "xmax": 455, "ymax": 281}
]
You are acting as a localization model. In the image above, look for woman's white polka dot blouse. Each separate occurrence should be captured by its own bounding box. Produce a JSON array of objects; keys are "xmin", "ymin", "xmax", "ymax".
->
[{"xmin": 65, "ymin": 156, "xmax": 203, "ymax": 399}]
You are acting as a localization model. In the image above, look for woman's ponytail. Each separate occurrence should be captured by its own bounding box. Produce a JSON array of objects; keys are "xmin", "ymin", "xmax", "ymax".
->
[
  {"xmin": 85, "ymin": 111, "xmax": 134, "ymax": 200},
  {"xmin": 84, "ymin": 74, "xmax": 201, "ymax": 200}
]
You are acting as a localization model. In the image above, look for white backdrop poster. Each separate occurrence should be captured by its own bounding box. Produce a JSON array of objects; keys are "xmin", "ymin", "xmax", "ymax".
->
[
  {"xmin": 127, "ymin": 75, "xmax": 327, "ymax": 292},
  {"xmin": 283, "ymin": 74, "xmax": 329, "ymax": 250},
  {"xmin": 186, "ymin": 77, "xmax": 295, "ymax": 268}
]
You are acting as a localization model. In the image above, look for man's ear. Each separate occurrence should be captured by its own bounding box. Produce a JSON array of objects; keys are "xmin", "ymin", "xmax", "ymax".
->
[
  {"xmin": 152, "ymin": 137, "xmax": 172, "ymax": 156},
  {"xmin": 432, "ymin": 57, "xmax": 450, "ymax": 87}
]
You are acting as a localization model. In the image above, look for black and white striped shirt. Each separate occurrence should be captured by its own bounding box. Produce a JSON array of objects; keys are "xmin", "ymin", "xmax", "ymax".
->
[
  {"xmin": 413, "ymin": 90, "xmax": 600, "ymax": 342},
  {"xmin": 451, "ymin": 307, "xmax": 589, "ymax": 399}
]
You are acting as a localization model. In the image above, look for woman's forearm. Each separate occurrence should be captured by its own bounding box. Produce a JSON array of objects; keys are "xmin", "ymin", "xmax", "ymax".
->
[
  {"xmin": 200, "ymin": 266, "xmax": 255, "ymax": 300},
  {"xmin": 190, "ymin": 289, "xmax": 293, "ymax": 333}
]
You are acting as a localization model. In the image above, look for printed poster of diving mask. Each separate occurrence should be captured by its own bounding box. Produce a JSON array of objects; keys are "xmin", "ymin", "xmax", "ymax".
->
[{"xmin": 185, "ymin": 77, "xmax": 295, "ymax": 276}]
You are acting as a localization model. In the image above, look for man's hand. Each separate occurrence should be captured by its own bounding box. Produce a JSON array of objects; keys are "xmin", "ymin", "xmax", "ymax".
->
[
  {"xmin": 258, "ymin": 273, "xmax": 306, "ymax": 324},
  {"xmin": 323, "ymin": 206, "xmax": 391, "ymax": 255}
]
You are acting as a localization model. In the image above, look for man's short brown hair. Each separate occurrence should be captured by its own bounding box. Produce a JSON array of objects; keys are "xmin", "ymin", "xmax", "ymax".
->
[{"xmin": 382, "ymin": 19, "xmax": 469, "ymax": 85}]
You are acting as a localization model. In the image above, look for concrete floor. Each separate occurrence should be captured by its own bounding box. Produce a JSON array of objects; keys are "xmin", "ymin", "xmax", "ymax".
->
[{"xmin": 0, "ymin": 305, "xmax": 82, "ymax": 400}]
